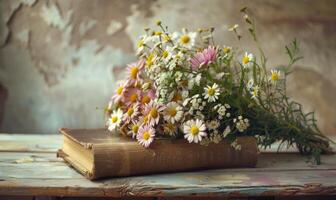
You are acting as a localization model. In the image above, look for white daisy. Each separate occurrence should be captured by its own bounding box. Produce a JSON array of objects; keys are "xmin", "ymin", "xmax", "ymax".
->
[
  {"xmin": 242, "ymin": 52, "xmax": 254, "ymax": 68},
  {"xmin": 161, "ymin": 46, "xmax": 174, "ymax": 63},
  {"xmin": 164, "ymin": 102, "xmax": 183, "ymax": 123},
  {"xmin": 172, "ymin": 29, "xmax": 197, "ymax": 49},
  {"xmin": 270, "ymin": 69, "xmax": 281, "ymax": 83},
  {"xmin": 203, "ymin": 83, "xmax": 220, "ymax": 102},
  {"xmin": 183, "ymin": 119, "xmax": 207, "ymax": 143},
  {"xmin": 251, "ymin": 85, "xmax": 259, "ymax": 100},
  {"xmin": 107, "ymin": 109, "xmax": 123, "ymax": 131}
]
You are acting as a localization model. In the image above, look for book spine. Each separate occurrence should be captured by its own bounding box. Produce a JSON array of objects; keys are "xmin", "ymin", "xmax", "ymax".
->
[{"xmin": 91, "ymin": 137, "xmax": 257, "ymax": 179}]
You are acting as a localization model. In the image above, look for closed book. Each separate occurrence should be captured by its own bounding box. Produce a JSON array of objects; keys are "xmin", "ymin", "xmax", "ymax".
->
[{"xmin": 57, "ymin": 128, "xmax": 258, "ymax": 180}]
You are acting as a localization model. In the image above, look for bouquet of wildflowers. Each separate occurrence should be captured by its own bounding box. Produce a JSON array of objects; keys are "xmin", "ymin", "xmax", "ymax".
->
[{"xmin": 106, "ymin": 8, "xmax": 331, "ymax": 161}]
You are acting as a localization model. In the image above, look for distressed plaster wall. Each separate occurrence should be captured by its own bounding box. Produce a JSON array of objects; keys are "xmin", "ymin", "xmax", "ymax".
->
[{"xmin": 0, "ymin": 0, "xmax": 335, "ymax": 135}]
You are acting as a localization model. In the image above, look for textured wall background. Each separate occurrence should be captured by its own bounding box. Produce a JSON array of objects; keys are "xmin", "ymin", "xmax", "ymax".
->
[{"xmin": 0, "ymin": 0, "xmax": 335, "ymax": 135}]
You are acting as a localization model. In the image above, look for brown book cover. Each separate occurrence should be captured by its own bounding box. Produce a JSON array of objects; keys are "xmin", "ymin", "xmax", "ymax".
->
[{"xmin": 57, "ymin": 128, "xmax": 258, "ymax": 180}]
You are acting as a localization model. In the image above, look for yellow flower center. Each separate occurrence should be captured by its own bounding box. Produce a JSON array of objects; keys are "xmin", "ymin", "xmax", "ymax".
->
[
  {"xmin": 111, "ymin": 116, "xmax": 118, "ymax": 123},
  {"xmin": 223, "ymin": 47, "xmax": 230, "ymax": 54},
  {"xmin": 116, "ymin": 86, "xmax": 123, "ymax": 95},
  {"xmin": 271, "ymin": 72, "xmax": 279, "ymax": 81},
  {"xmin": 242, "ymin": 56, "xmax": 250, "ymax": 64},
  {"xmin": 155, "ymin": 31, "xmax": 162, "ymax": 36},
  {"xmin": 163, "ymin": 35, "xmax": 171, "ymax": 43},
  {"xmin": 127, "ymin": 107, "xmax": 134, "ymax": 116},
  {"xmin": 162, "ymin": 50, "xmax": 169, "ymax": 58},
  {"xmin": 130, "ymin": 66, "xmax": 139, "ymax": 79},
  {"xmin": 167, "ymin": 107, "xmax": 177, "ymax": 117},
  {"xmin": 146, "ymin": 54, "xmax": 155, "ymax": 68},
  {"xmin": 190, "ymin": 125, "xmax": 199, "ymax": 136},
  {"xmin": 141, "ymin": 95, "xmax": 151, "ymax": 105},
  {"xmin": 150, "ymin": 108, "xmax": 158, "ymax": 119},
  {"xmin": 129, "ymin": 93, "xmax": 138, "ymax": 102},
  {"xmin": 137, "ymin": 39, "xmax": 144, "ymax": 48},
  {"xmin": 143, "ymin": 131, "xmax": 150, "ymax": 140},
  {"xmin": 207, "ymin": 88, "xmax": 215, "ymax": 96},
  {"xmin": 180, "ymin": 34, "xmax": 190, "ymax": 44},
  {"xmin": 132, "ymin": 124, "xmax": 139, "ymax": 133}
]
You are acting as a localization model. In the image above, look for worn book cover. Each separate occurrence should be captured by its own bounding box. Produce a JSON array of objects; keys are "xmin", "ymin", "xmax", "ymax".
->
[{"xmin": 57, "ymin": 128, "xmax": 258, "ymax": 180}]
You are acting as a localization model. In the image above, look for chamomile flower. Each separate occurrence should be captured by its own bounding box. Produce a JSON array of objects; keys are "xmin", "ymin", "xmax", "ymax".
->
[
  {"xmin": 107, "ymin": 109, "xmax": 123, "ymax": 131},
  {"xmin": 143, "ymin": 100, "xmax": 165, "ymax": 125},
  {"xmin": 124, "ymin": 87, "xmax": 141, "ymax": 105},
  {"xmin": 173, "ymin": 29, "xmax": 197, "ymax": 49},
  {"xmin": 164, "ymin": 102, "xmax": 183, "ymax": 123},
  {"xmin": 242, "ymin": 52, "xmax": 254, "ymax": 68},
  {"xmin": 183, "ymin": 119, "xmax": 207, "ymax": 143},
  {"xmin": 161, "ymin": 46, "xmax": 174, "ymax": 63},
  {"xmin": 136, "ymin": 125, "xmax": 155, "ymax": 148},
  {"xmin": 111, "ymin": 81, "xmax": 127, "ymax": 104},
  {"xmin": 203, "ymin": 83, "xmax": 220, "ymax": 102},
  {"xmin": 251, "ymin": 85, "xmax": 259, "ymax": 100},
  {"xmin": 223, "ymin": 45, "xmax": 232, "ymax": 55},
  {"xmin": 126, "ymin": 60, "xmax": 145, "ymax": 85},
  {"xmin": 163, "ymin": 122, "xmax": 178, "ymax": 136},
  {"xmin": 128, "ymin": 121, "xmax": 140, "ymax": 138},
  {"xmin": 123, "ymin": 103, "xmax": 140, "ymax": 122},
  {"xmin": 270, "ymin": 69, "xmax": 281, "ymax": 83}
]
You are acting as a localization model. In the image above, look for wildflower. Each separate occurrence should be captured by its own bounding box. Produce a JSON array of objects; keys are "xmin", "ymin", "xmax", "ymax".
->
[
  {"xmin": 206, "ymin": 120, "xmax": 220, "ymax": 130},
  {"xmin": 164, "ymin": 102, "xmax": 183, "ymax": 123},
  {"xmin": 190, "ymin": 46, "xmax": 217, "ymax": 70},
  {"xmin": 143, "ymin": 100, "xmax": 165, "ymax": 125},
  {"xmin": 203, "ymin": 83, "xmax": 220, "ymax": 102},
  {"xmin": 183, "ymin": 119, "xmax": 207, "ymax": 143},
  {"xmin": 128, "ymin": 121, "xmax": 140, "ymax": 138},
  {"xmin": 123, "ymin": 103, "xmax": 140, "ymax": 122},
  {"xmin": 217, "ymin": 105, "xmax": 227, "ymax": 116},
  {"xmin": 242, "ymin": 52, "xmax": 254, "ymax": 68},
  {"xmin": 124, "ymin": 87, "xmax": 141, "ymax": 105},
  {"xmin": 270, "ymin": 69, "xmax": 281, "ymax": 83},
  {"xmin": 111, "ymin": 81, "xmax": 128, "ymax": 103},
  {"xmin": 126, "ymin": 60, "xmax": 145, "ymax": 85},
  {"xmin": 107, "ymin": 109, "xmax": 123, "ymax": 131},
  {"xmin": 233, "ymin": 116, "xmax": 250, "ymax": 132},
  {"xmin": 140, "ymin": 88, "xmax": 156, "ymax": 105},
  {"xmin": 163, "ymin": 122, "xmax": 178, "ymax": 136},
  {"xmin": 173, "ymin": 29, "xmax": 197, "ymax": 48},
  {"xmin": 145, "ymin": 53, "xmax": 156, "ymax": 69},
  {"xmin": 251, "ymin": 85, "xmax": 259, "ymax": 100},
  {"xmin": 137, "ymin": 125, "xmax": 155, "ymax": 148},
  {"xmin": 161, "ymin": 46, "xmax": 174, "ymax": 63},
  {"xmin": 223, "ymin": 46, "xmax": 232, "ymax": 58}
]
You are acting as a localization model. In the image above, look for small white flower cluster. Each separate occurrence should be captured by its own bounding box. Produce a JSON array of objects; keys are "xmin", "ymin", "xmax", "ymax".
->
[
  {"xmin": 214, "ymin": 103, "xmax": 231, "ymax": 119},
  {"xmin": 233, "ymin": 116, "xmax": 250, "ymax": 132}
]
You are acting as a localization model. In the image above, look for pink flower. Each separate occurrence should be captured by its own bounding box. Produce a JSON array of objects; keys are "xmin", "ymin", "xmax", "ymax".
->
[
  {"xmin": 137, "ymin": 125, "xmax": 155, "ymax": 148},
  {"xmin": 143, "ymin": 100, "xmax": 165, "ymax": 126},
  {"xmin": 124, "ymin": 87, "xmax": 141, "ymax": 106},
  {"xmin": 126, "ymin": 60, "xmax": 145, "ymax": 86},
  {"xmin": 123, "ymin": 103, "xmax": 140, "ymax": 123},
  {"xmin": 140, "ymin": 88, "xmax": 156, "ymax": 106},
  {"xmin": 190, "ymin": 46, "xmax": 217, "ymax": 70},
  {"xmin": 111, "ymin": 81, "xmax": 128, "ymax": 104}
]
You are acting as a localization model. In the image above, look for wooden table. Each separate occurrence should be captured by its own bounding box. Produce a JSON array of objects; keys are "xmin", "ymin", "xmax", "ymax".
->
[{"xmin": 0, "ymin": 134, "xmax": 335, "ymax": 200}]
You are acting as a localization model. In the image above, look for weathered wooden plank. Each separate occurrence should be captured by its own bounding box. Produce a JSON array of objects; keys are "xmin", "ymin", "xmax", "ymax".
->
[
  {"xmin": 0, "ymin": 152, "xmax": 336, "ymax": 197},
  {"xmin": 0, "ymin": 134, "xmax": 61, "ymax": 152},
  {"xmin": 1, "ymin": 169, "xmax": 336, "ymax": 197}
]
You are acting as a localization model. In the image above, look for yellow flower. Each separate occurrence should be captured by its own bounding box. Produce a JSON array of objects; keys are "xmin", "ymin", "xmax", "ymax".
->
[{"xmin": 270, "ymin": 69, "xmax": 281, "ymax": 83}]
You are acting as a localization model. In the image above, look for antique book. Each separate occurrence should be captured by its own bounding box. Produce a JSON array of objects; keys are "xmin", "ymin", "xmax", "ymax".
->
[{"xmin": 57, "ymin": 128, "xmax": 258, "ymax": 180}]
